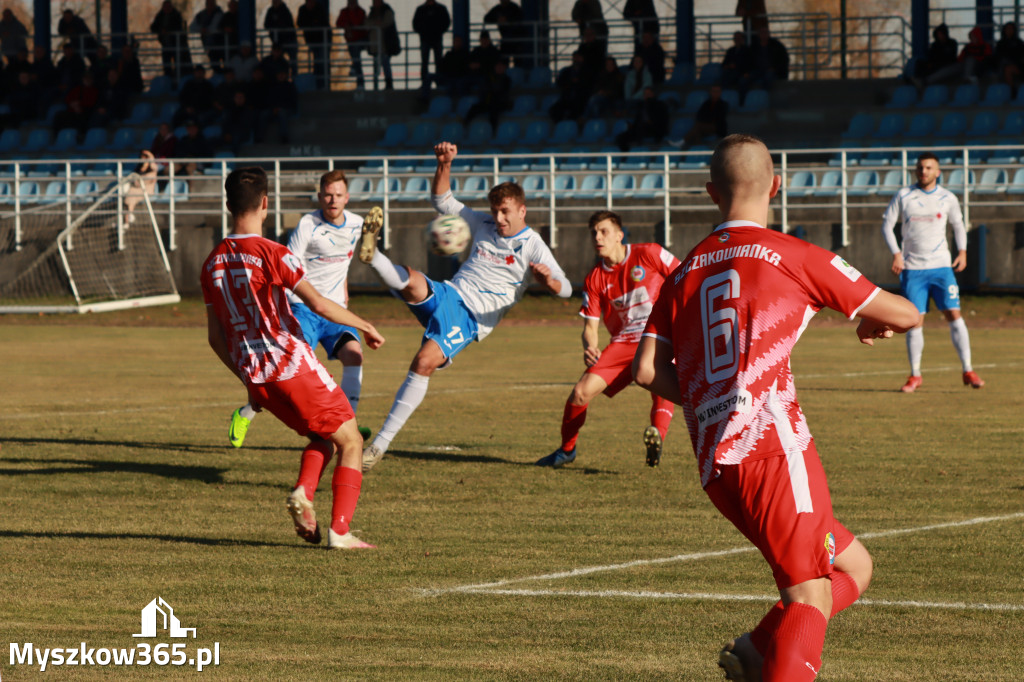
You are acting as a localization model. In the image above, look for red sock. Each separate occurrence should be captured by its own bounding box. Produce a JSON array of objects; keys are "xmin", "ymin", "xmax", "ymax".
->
[
  {"xmin": 295, "ymin": 441, "xmax": 334, "ymax": 500},
  {"xmin": 330, "ymin": 465, "xmax": 362, "ymax": 535},
  {"xmin": 762, "ymin": 602, "xmax": 828, "ymax": 682},
  {"xmin": 751, "ymin": 602, "xmax": 784, "ymax": 655},
  {"xmin": 650, "ymin": 395, "xmax": 674, "ymax": 439},
  {"xmin": 829, "ymin": 570, "xmax": 860, "ymax": 617},
  {"xmin": 560, "ymin": 401, "xmax": 587, "ymax": 451}
]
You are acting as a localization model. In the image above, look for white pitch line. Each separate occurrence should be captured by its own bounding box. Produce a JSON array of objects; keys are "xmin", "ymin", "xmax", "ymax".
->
[
  {"xmin": 445, "ymin": 588, "xmax": 1024, "ymax": 613},
  {"xmin": 419, "ymin": 512, "xmax": 1024, "ymax": 598},
  {"xmin": 800, "ymin": 360, "xmax": 1021, "ymax": 380}
]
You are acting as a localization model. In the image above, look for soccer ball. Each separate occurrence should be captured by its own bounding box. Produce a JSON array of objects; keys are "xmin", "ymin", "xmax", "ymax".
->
[{"xmin": 427, "ymin": 214, "xmax": 471, "ymax": 256}]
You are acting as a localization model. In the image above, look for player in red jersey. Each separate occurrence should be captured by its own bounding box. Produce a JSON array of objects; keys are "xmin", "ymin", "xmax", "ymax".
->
[
  {"xmin": 537, "ymin": 210, "xmax": 680, "ymax": 468},
  {"xmin": 633, "ymin": 135, "xmax": 919, "ymax": 681},
  {"xmin": 201, "ymin": 167, "xmax": 386, "ymax": 550}
]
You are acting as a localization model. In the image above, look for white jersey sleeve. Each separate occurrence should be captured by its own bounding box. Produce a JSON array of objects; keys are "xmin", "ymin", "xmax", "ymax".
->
[
  {"xmin": 523, "ymin": 233, "xmax": 571, "ymax": 299},
  {"xmin": 880, "ymin": 189, "xmax": 904, "ymax": 256},
  {"xmin": 947, "ymin": 192, "xmax": 967, "ymax": 252}
]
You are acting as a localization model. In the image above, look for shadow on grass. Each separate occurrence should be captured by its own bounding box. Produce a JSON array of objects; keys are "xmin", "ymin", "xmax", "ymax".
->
[
  {"xmin": 386, "ymin": 449, "xmax": 618, "ymax": 475},
  {"xmin": 0, "ymin": 435, "xmax": 285, "ymax": 455},
  {"xmin": 0, "ymin": 455, "xmax": 227, "ymax": 484},
  {"xmin": 0, "ymin": 529, "xmax": 301, "ymax": 548}
]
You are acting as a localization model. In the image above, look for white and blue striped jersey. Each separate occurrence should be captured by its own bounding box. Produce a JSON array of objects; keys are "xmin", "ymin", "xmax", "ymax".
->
[
  {"xmin": 285, "ymin": 209, "xmax": 363, "ymax": 308},
  {"xmin": 432, "ymin": 190, "xmax": 571, "ymax": 340},
  {"xmin": 881, "ymin": 184, "xmax": 966, "ymax": 270}
]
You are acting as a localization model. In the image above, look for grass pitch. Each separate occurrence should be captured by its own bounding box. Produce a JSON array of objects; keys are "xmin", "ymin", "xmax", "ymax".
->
[{"xmin": 1, "ymin": 297, "xmax": 1022, "ymax": 680}]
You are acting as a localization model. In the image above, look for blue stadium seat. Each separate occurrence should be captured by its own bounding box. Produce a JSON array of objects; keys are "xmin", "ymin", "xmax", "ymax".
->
[
  {"xmin": 21, "ymin": 129, "xmax": 53, "ymax": 154},
  {"xmin": 0, "ymin": 181, "xmax": 11, "ymax": 201},
  {"xmin": 1013, "ymin": 87, "xmax": 1024, "ymax": 107},
  {"xmin": 886, "ymin": 84, "xmax": 917, "ymax": 108},
  {"xmin": 0, "ymin": 128, "xmax": 21, "ymax": 153},
  {"xmin": 294, "ymin": 73, "xmax": 317, "ymax": 93},
  {"xmin": 493, "ymin": 121, "xmax": 521, "ymax": 147},
  {"xmin": 931, "ymin": 142, "xmax": 957, "ymax": 165},
  {"xmin": 966, "ymin": 112, "xmax": 999, "ymax": 137},
  {"xmin": 611, "ymin": 173, "xmax": 636, "ymax": 198},
  {"xmin": 943, "ymin": 168, "xmax": 975, "ymax": 190},
  {"xmin": 576, "ymin": 174, "xmax": 606, "ymax": 199},
  {"xmin": 879, "ymin": 168, "xmax": 906, "ymax": 193},
  {"xmin": 202, "ymin": 124, "xmax": 222, "ymax": 141},
  {"xmin": 158, "ymin": 101, "xmax": 177, "ymax": 123},
  {"xmin": 681, "ymin": 90, "xmax": 709, "ymax": 115},
  {"xmin": 634, "ymin": 173, "xmax": 665, "ymax": 199},
  {"xmin": 739, "ymin": 89, "xmax": 769, "ymax": 113},
  {"xmin": 847, "ymin": 170, "xmax": 879, "ymax": 196},
  {"xmin": 558, "ymin": 154, "xmax": 591, "ymax": 171},
  {"xmin": 465, "ymin": 120, "xmax": 493, "ymax": 146},
  {"xmin": 42, "ymin": 180, "xmax": 66, "ymax": 203},
  {"xmin": 987, "ymin": 141, "xmax": 1020, "ymax": 164},
  {"xmin": 618, "ymin": 150, "xmax": 651, "ymax": 170},
  {"xmin": 578, "ymin": 119, "xmax": 608, "ymax": 144},
  {"xmin": 203, "ymin": 151, "xmax": 237, "ymax": 175},
  {"xmin": 720, "ymin": 89, "xmax": 741, "ymax": 111},
  {"xmin": 521, "ymin": 174, "xmax": 549, "ymax": 198},
  {"xmin": 455, "ymin": 96, "xmax": 478, "ymax": 119},
  {"xmin": 17, "ymin": 181, "xmax": 40, "ymax": 203},
  {"xmin": 814, "ymin": 170, "xmax": 842, "ymax": 196},
  {"xmin": 1008, "ymin": 168, "xmax": 1024, "ymax": 194},
  {"xmin": 552, "ymin": 174, "xmax": 576, "ymax": 196},
  {"xmin": 346, "ymin": 176, "xmax": 373, "ymax": 197},
  {"xmin": 423, "ymin": 96, "xmax": 452, "ymax": 118},
  {"xmin": 52, "ymin": 128, "xmax": 78, "ymax": 153},
  {"xmin": 827, "ymin": 143, "xmax": 860, "ymax": 166},
  {"xmin": 507, "ymin": 67, "xmax": 528, "ymax": 88},
  {"xmin": 145, "ymin": 75, "xmax": 173, "ymax": 97},
  {"xmin": 981, "ymin": 83, "xmax": 1011, "ymax": 107},
  {"xmin": 668, "ymin": 62, "xmax": 695, "ymax": 85},
  {"xmin": 173, "ymin": 125, "xmax": 187, "ymax": 140},
  {"xmin": 25, "ymin": 160, "xmax": 58, "ymax": 176},
  {"xmin": 917, "ymin": 84, "xmax": 949, "ymax": 108},
  {"xmin": 502, "ymin": 148, "xmax": 535, "ymax": 172},
  {"xmin": 397, "ymin": 176, "xmax": 429, "ymax": 201},
  {"xmin": 697, "ymin": 62, "xmax": 722, "ymax": 85},
  {"xmin": 377, "ymin": 123, "xmax": 408, "ymax": 148},
  {"xmin": 546, "ymin": 120, "xmax": 578, "ymax": 145},
  {"xmin": 840, "ymin": 113, "xmax": 874, "ymax": 140},
  {"xmin": 997, "ymin": 111, "xmax": 1024, "ymax": 136},
  {"xmin": 872, "ymin": 114, "xmax": 904, "ymax": 139},
  {"xmin": 459, "ymin": 175, "xmax": 488, "ymax": 199},
  {"xmin": 975, "ymin": 168, "xmax": 1007, "ymax": 194},
  {"xmin": 540, "ymin": 92, "xmax": 559, "ymax": 113},
  {"xmin": 78, "ymin": 128, "xmax": 108, "ymax": 152},
  {"xmin": 675, "ymin": 146, "xmax": 711, "ymax": 169},
  {"xmin": 369, "ymin": 177, "xmax": 401, "ymax": 202},
  {"xmin": 906, "ymin": 112, "xmax": 936, "ymax": 138},
  {"xmin": 124, "ymin": 102, "xmax": 154, "ymax": 126},
  {"xmin": 862, "ymin": 143, "xmax": 898, "ymax": 166},
  {"xmin": 72, "ymin": 180, "xmax": 98, "ymax": 201},
  {"xmin": 510, "ymin": 95, "xmax": 536, "ymax": 117},
  {"xmin": 166, "ymin": 179, "xmax": 189, "ymax": 202},
  {"xmin": 950, "ymin": 83, "xmax": 980, "ymax": 107},
  {"xmin": 406, "ymin": 122, "xmax": 439, "ymax": 148},
  {"xmin": 658, "ymin": 91, "xmax": 683, "ymax": 110},
  {"xmin": 526, "ymin": 66, "xmax": 552, "ymax": 88},
  {"xmin": 788, "ymin": 171, "xmax": 815, "ymax": 196},
  {"xmin": 667, "ymin": 118, "xmax": 693, "ymax": 141},
  {"xmin": 936, "ymin": 112, "xmax": 967, "ymax": 137},
  {"xmin": 437, "ymin": 121, "xmax": 464, "ymax": 144},
  {"xmin": 521, "ymin": 120, "xmax": 551, "ymax": 146}
]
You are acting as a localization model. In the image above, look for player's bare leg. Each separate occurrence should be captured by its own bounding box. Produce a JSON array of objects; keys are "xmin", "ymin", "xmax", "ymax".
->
[
  {"xmin": 942, "ymin": 308, "xmax": 984, "ymax": 387},
  {"xmin": 537, "ymin": 372, "xmax": 607, "ymax": 467},
  {"xmin": 363, "ymin": 338, "xmax": 446, "ymax": 471},
  {"xmin": 326, "ymin": 419, "xmax": 375, "ymax": 549}
]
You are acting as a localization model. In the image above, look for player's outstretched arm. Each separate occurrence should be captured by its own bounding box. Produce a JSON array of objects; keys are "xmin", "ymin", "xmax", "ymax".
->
[
  {"xmin": 582, "ymin": 317, "xmax": 601, "ymax": 367},
  {"xmin": 632, "ymin": 336, "xmax": 683, "ymax": 405},
  {"xmin": 293, "ymin": 280, "xmax": 385, "ymax": 349},
  {"xmin": 206, "ymin": 309, "xmax": 241, "ymax": 379},
  {"xmin": 528, "ymin": 262, "xmax": 571, "ymax": 297},
  {"xmin": 432, "ymin": 141, "xmax": 457, "ymax": 197},
  {"xmin": 855, "ymin": 290, "xmax": 920, "ymax": 346}
]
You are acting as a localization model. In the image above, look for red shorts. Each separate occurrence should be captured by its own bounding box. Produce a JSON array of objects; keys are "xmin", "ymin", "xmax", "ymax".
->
[
  {"xmin": 247, "ymin": 370, "xmax": 353, "ymax": 440},
  {"xmin": 586, "ymin": 341, "xmax": 639, "ymax": 397},
  {"xmin": 703, "ymin": 443, "xmax": 854, "ymax": 589}
]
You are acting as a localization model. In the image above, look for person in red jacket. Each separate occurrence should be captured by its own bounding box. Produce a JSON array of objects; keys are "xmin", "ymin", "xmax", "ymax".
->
[{"xmin": 336, "ymin": 0, "xmax": 368, "ymax": 88}]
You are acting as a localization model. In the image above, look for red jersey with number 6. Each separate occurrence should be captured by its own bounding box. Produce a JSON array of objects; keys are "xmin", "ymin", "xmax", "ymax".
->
[
  {"xmin": 580, "ymin": 243, "xmax": 681, "ymax": 343},
  {"xmin": 643, "ymin": 222, "xmax": 880, "ymax": 487},
  {"xmin": 201, "ymin": 233, "xmax": 324, "ymax": 385}
]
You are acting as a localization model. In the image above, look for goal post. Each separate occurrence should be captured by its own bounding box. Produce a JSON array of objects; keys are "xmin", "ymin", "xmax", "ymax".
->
[{"xmin": 0, "ymin": 173, "xmax": 180, "ymax": 314}]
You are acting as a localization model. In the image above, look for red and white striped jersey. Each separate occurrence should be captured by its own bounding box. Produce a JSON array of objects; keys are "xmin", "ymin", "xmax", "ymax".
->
[
  {"xmin": 644, "ymin": 222, "xmax": 879, "ymax": 487},
  {"xmin": 201, "ymin": 233, "xmax": 326, "ymax": 386},
  {"xmin": 580, "ymin": 243, "xmax": 680, "ymax": 343}
]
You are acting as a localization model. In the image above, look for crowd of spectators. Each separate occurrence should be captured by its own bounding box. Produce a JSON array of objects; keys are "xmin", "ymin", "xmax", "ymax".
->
[{"xmin": 914, "ymin": 21, "xmax": 1024, "ymax": 93}]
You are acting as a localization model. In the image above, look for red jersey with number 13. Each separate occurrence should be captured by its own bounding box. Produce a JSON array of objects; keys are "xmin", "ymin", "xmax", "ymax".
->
[
  {"xmin": 201, "ymin": 233, "xmax": 324, "ymax": 386},
  {"xmin": 580, "ymin": 243, "xmax": 680, "ymax": 343},
  {"xmin": 643, "ymin": 222, "xmax": 879, "ymax": 487}
]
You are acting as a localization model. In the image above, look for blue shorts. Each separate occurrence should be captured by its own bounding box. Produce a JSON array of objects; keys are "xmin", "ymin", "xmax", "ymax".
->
[
  {"xmin": 900, "ymin": 267, "xmax": 960, "ymax": 313},
  {"xmin": 407, "ymin": 278, "xmax": 478, "ymax": 361},
  {"xmin": 291, "ymin": 301, "xmax": 361, "ymax": 358}
]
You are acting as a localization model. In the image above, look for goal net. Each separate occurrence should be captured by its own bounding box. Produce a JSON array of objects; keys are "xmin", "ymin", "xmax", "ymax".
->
[{"xmin": 0, "ymin": 173, "xmax": 180, "ymax": 313}]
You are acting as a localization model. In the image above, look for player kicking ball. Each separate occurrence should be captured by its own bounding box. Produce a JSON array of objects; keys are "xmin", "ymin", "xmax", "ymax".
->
[
  {"xmin": 537, "ymin": 210, "xmax": 680, "ymax": 469},
  {"xmin": 358, "ymin": 141, "xmax": 571, "ymax": 470},
  {"xmin": 202, "ymin": 167, "xmax": 385, "ymax": 549},
  {"xmin": 881, "ymin": 152, "xmax": 984, "ymax": 392},
  {"xmin": 633, "ymin": 135, "xmax": 920, "ymax": 680},
  {"xmin": 228, "ymin": 170, "xmax": 381, "ymax": 447}
]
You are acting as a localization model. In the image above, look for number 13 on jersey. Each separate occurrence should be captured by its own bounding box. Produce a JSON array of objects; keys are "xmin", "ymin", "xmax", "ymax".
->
[{"xmin": 701, "ymin": 269, "xmax": 740, "ymax": 384}]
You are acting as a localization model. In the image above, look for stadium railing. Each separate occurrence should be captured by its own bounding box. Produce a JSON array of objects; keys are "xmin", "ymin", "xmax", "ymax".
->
[{"xmin": 0, "ymin": 145, "xmax": 1016, "ymax": 254}]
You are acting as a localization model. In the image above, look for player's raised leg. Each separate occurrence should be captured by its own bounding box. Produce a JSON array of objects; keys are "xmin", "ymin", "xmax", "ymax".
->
[{"xmin": 358, "ymin": 205, "xmax": 384, "ymax": 263}]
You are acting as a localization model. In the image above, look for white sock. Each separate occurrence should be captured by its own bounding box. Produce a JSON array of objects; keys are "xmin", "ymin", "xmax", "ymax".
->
[
  {"xmin": 949, "ymin": 317, "xmax": 973, "ymax": 372},
  {"xmin": 371, "ymin": 250, "xmax": 409, "ymax": 290},
  {"xmin": 239, "ymin": 403, "xmax": 258, "ymax": 420},
  {"xmin": 372, "ymin": 372, "xmax": 430, "ymax": 452},
  {"xmin": 341, "ymin": 365, "xmax": 362, "ymax": 413},
  {"xmin": 906, "ymin": 327, "xmax": 924, "ymax": 376}
]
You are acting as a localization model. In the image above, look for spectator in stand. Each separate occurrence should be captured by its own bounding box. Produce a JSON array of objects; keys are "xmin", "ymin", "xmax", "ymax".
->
[
  {"xmin": 616, "ymin": 85, "xmax": 669, "ymax": 151},
  {"xmin": 221, "ymin": 89, "xmax": 256, "ymax": 152},
  {"xmin": 434, "ymin": 33, "xmax": 470, "ymax": 96},
  {"xmin": 29, "ymin": 45, "xmax": 58, "ymax": 104},
  {"xmin": 337, "ymin": 0, "xmax": 368, "ymax": 89},
  {"xmin": 413, "ymin": 0, "xmax": 450, "ymax": 88},
  {"xmin": 150, "ymin": 122, "xmax": 178, "ymax": 176},
  {"xmin": 175, "ymin": 65, "xmax": 216, "ymax": 127},
  {"xmin": 549, "ymin": 50, "xmax": 593, "ymax": 123},
  {"xmin": 8, "ymin": 45, "xmax": 31, "ymax": 84},
  {"xmin": 366, "ymin": 0, "xmax": 400, "ymax": 90},
  {"xmin": 578, "ymin": 25, "xmax": 607, "ymax": 77},
  {"xmin": 8, "ymin": 70, "xmax": 38, "ymax": 125},
  {"xmin": 635, "ymin": 30, "xmax": 666, "ymax": 85},
  {"xmin": 751, "ymin": 25, "xmax": 790, "ymax": 88},
  {"xmin": 213, "ymin": 67, "xmax": 241, "ymax": 115},
  {"xmin": 54, "ymin": 71, "xmax": 99, "ymax": 135},
  {"xmin": 151, "ymin": 1, "xmax": 192, "ymax": 78},
  {"xmin": 623, "ymin": 54, "xmax": 652, "ymax": 112},
  {"xmin": 470, "ymin": 29, "xmax": 502, "ymax": 75},
  {"xmin": 116, "ymin": 43, "xmax": 144, "ymax": 94},
  {"xmin": 0, "ymin": 9, "xmax": 27, "ymax": 61},
  {"xmin": 259, "ymin": 69, "xmax": 299, "ymax": 143},
  {"xmin": 994, "ymin": 21, "xmax": 1024, "ymax": 90},
  {"xmin": 222, "ymin": 0, "xmax": 240, "ymax": 59},
  {"xmin": 484, "ymin": 0, "xmax": 528, "ymax": 68},
  {"xmin": 265, "ymin": 0, "xmax": 299, "ymax": 77},
  {"xmin": 228, "ymin": 41, "xmax": 259, "ymax": 82},
  {"xmin": 89, "ymin": 45, "xmax": 117, "ymax": 90},
  {"xmin": 572, "ymin": 0, "xmax": 607, "ymax": 42},
  {"xmin": 583, "ymin": 56, "xmax": 624, "ymax": 119},
  {"xmin": 463, "ymin": 58, "xmax": 512, "ymax": 134},
  {"xmin": 623, "ymin": 0, "xmax": 659, "ymax": 43},
  {"xmin": 58, "ymin": 8, "xmax": 98, "ymax": 62},
  {"xmin": 191, "ymin": 0, "xmax": 226, "ymax": 72},
  {"xmin": 260, "ymin": 42, "xmax": 292, "ymax": 80},
  {"xmin": 92, "ymin": 68, "xmax": 132, "ymax": 126},
  {"xmin": 176, "ymin": 120, "xmax": 214, "ymax": 175},
  {"xmin": 298, "ymin": 0, "xmax": 333, "ymax": 89},
  {"xmin": 246, "ymin": 66, "xmax": 271, "ymax": 110},
  {"xmin": 735, "ymin": 0, "xmax": 768, "ymax": 33},
  {"xmin": 55, "ymin": 42, "xmax": 87, "ymax": 95},
  {"xmin": 927, "ymin": 25, "xmax": 992, "ymax": 84},
  {"xmin": 681, "ymin": 83, "xmax": 728, "ymax": 148},
  {"xmin": 721, "ymin": 31, "xmax": 754, "ymax": 91},
  {"xmin": 124, "ymin": 150, "xmax": 158, "ymax": 222},
  {"xmin": 914, "ymin": 23, "xmax": 957, "ymax": 83}
]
